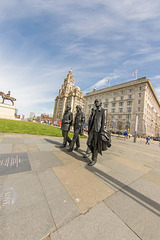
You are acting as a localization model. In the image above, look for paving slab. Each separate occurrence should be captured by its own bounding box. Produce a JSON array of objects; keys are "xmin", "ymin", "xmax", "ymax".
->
[
  {"xmin": 0, "ymin": 152, "xmax": 31, "ymax": 176},
  {"xmin": 12, "ymin": 143, "xmax": 39, "ymax": 153},
  {"xmin": 0, "ymin": 144, "xmax": 12, "ymax": 154},
  {"xmin": 104, "ymin": 179, "xmax": 160, "ymax": 240},
  {"xmin": 0, "ymin": 171, "xmax": 56, "ymax": 240},
  {"xmin": 85, "ymin": 163, "xmax": 134, "ymax": 191},
  {"xmin": 2, "ymin": 138, "xmax": 24, "ymax": 144},
  {"xmin": 28, "ymin": 151, "xmax": 63, "ymax": 170},
  {"xmin": 36, "ymin": 143, "xmax": 60, "ymax": 152},
  {"xmin": 100, "ymin": 155, "xmax": 144, "ymax": 181},
  {"xmin": 53, "ymin": 161, "xmax": 115, "ymax": 213},
  {"xmin": 38, "ymin": 168, "xmax": 80, "ymax": 228},
  {"xmin": 51, "ymin": 202, "xmax": 140, "ymax": 240}
]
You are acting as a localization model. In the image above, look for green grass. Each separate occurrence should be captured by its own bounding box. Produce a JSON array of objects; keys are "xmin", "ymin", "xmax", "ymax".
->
[{"xmin": 0, "ymin": 119, "xmax": 87, "ymax": 138}]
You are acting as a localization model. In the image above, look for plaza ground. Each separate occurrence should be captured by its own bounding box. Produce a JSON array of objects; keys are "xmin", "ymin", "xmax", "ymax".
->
[{"xmin": 0, "ymin": 133, "xmax": 160, "ymax": 240}]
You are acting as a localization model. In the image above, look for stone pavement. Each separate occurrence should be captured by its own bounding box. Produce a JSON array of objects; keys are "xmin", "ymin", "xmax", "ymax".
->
[{"xmin": 0, "ymin": 133, "xmax": 160, "ymax": 240}]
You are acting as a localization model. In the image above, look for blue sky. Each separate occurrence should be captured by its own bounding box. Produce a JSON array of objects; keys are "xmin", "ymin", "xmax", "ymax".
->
[{"xmin": 0, "ymin": 0, "xmax": 160, "ymax": 118}]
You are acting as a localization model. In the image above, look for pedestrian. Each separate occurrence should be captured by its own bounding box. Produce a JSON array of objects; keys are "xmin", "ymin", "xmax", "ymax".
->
[
  {"xmin": 60, "ymin": 105, "xmax": 73, "ymax": 148},
  {"xmin": 146, "ymin": 136, "xmax": 150, "ymax": 145},
  {"xmin": 68, "ymin": 105, "xmax": 85, "ymax": 152}
]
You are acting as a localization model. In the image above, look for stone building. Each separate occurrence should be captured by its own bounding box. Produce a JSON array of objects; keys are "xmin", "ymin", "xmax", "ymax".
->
[
  {"xmin": 53, "ymin": 70, "xmax": 84, "ymax": 121},
  {"xmin": 84, "ymin": 77, "xmax": 160, "ymax": 137}
]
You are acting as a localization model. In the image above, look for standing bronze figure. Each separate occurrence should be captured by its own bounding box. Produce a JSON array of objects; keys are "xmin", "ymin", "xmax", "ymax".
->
[
  {"xmin": 87, "ymin": 99, "xmax": 111, "ymax": 166},
  {"xmin": 60, "ymin": 105, "xmax": 73, "ymax": 148},
  {"xmin": 68, "ymin": 105, "xmax": 85, "ymax": 152}
]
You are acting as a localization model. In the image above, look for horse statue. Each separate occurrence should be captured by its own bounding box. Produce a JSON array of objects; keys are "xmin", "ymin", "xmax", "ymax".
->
[{"xmin": 0, "ymin": 91, "xmax": 16, "ymax": 106}]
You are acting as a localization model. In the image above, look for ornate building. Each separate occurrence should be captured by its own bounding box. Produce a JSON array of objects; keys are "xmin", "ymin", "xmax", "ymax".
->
[
  {"xmin": 53, "ymin": 70, "xmax": 84, "ymax": 121},
  {"xmin": 84, "ymin": 77, "xmax": 160, "ymax": 137}
]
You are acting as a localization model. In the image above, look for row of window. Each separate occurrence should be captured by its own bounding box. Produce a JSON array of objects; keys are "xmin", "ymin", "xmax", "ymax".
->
[
  {"xmin": 88, "ymin": 87, "xmax": 142, "ymax": 100},
  {"xmin": 110, "ymin": 107, "xmax": 141, "ymax": 113},
  {"xmin": 104, "ymin": 100, "xmax": 141, "ymax": 108}
]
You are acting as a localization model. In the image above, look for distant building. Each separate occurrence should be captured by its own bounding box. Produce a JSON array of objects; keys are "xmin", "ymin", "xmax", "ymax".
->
[
  {"xmin": 84, "ymin": 77, "xmax": 160, "ymax": 137},
  {"xmin": 53, "ymin": 70, "xmax": 84, "ymax": 121}
]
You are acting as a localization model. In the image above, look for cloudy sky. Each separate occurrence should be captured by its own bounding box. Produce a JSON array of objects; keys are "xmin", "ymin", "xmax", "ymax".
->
[{"xmin": 0, "ymin": 0, "xmax": 160, "ymax": 118}]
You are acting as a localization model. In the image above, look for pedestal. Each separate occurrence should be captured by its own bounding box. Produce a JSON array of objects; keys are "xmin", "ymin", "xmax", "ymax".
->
[{"xmin": 0, "ymin": 103, "xmax": 16, "ymax": 120}]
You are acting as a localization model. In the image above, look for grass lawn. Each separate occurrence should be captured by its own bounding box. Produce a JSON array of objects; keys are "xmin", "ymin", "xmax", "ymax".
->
[{"xmin": 0, "ymin": 119, "xmax": 87, "ymax": 138}]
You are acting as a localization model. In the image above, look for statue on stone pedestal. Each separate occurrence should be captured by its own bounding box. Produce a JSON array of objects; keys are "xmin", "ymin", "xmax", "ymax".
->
[
  {"xmin": 0, "ymin": 91, "xmax": 16, "ymax": 106},
  {"xmin": 68, "ymin": 105, "xmax": 85, "ymax": 152}
]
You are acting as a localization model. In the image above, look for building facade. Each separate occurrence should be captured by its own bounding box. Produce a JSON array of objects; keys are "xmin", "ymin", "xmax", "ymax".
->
[
  {"xmin": 53, "ymin": 70, "xmax": 84, "ymax": 121},
  {"xmin": 84, "ymin": 77, "xmax": 160, "ymax": 137}
]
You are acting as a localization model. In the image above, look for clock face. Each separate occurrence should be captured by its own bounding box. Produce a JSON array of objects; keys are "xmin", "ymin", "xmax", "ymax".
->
[{"xmin": 70, "ymin": 81, "xmax": 73, "ymax": 86}]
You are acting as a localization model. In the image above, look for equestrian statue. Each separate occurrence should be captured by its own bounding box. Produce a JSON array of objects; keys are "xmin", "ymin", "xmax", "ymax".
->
[{"xmin": 0, "ymin": 91, "xmax": 16, "ymax": 106}]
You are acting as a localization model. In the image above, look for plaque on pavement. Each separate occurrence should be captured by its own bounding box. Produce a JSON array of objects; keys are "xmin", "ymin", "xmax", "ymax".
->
[{"xmin": 0, "ymin": 153, "xmax": 31, "ymax": 176}]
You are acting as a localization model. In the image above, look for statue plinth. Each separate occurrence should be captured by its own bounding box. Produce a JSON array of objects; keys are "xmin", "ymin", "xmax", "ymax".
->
[{"xmin": 0, "ymin": 103, "xmax": 16, "ymax": 120}]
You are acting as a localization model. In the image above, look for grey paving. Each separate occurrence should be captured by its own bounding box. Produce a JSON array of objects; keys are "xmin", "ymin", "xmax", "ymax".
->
[
  {"xmin": 51, "ymin": 202, "xmax": 140, "ymax": 240},
  {"xmin": 28, "ymin": 151, "xmax": 63, "ymax": 170},
  {"xmin": 0, "ymin": 171, "xmax": 56, "ymax": 240},
  {"xmin": 36, "ymin": 143, "xmax": 60, "ymax": 151},
  {"xmin": 1, "ymin": 134, "xmax": 160, "ymax": 240},
  {"xmin": 38, "ymin": 168, "xmax": 80, "ymax": 228},
  {"xmin": 0, "ymin": 152, "xmax": 31, "ymax": 176},
  {"xmin": 0, "ymin": 144, "xmax": 12, "ymax": 154},
  {"xmin": 2, "ymin": 138, "xmax": 24, "ymax": 144},
  {"xmin": 104, "ymin": 179, "xmax": 160, "ymax": 240}
]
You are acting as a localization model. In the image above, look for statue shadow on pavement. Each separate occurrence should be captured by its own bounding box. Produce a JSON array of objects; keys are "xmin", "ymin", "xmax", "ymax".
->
[
  {"xmin": 44, "ymin": 138, "xmax": 89, "ymax": 163},
  {"xmin": 85, "ymin": 165, "xmax": 160, "ymax": 217}
]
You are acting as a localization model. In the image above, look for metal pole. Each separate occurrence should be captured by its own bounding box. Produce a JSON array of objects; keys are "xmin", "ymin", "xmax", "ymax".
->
[{"xmin": 134, "ymin": 115, "xmax": 138, "ymax": 143}]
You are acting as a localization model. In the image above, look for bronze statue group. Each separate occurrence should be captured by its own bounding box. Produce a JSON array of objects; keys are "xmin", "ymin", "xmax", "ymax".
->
[{"xmin": 60, "ymin": 99, "xmax": 111, "ymax": 166}]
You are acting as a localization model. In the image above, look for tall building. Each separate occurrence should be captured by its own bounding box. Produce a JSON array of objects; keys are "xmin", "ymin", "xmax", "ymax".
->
[
  {"xmin": 53, "ymin": 70, "xmax": 84, "ymax": 121},
  {"xmin": 84, "ymin": 77, "xmax": 160, "ymax": 137}
]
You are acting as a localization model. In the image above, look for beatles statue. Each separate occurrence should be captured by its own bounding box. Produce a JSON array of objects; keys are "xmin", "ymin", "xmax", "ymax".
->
[
  {"xmin": 60, "ymin": 105, "xmax": 73, "ymax": 148},
  {"xmin": 68, "ymin": 105, "xmax": 85, "ymax": 152}
]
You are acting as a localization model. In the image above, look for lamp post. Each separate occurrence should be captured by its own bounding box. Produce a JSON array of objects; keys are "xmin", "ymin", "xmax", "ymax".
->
[{"xmin": 134, "ymin": 114, "xmax": 138, "ymax": 143}]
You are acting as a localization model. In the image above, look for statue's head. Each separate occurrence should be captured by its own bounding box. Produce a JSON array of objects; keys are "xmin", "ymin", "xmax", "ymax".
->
[
  {"xmin": 76, "ymin": 105, "xmax": 82, "ymax": 112},
  {"xmin": 94, "ymin": 99, "xmax": 102, "ymax": 108},
  {"xmin": 66, "ymin": 105, "xmax": 71, "ymax": 111}
]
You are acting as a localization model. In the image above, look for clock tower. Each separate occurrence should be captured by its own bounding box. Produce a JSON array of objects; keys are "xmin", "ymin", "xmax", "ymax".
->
[{"xmin": 53, "ymin": 70, "xmax": 84, "ymax": 121}]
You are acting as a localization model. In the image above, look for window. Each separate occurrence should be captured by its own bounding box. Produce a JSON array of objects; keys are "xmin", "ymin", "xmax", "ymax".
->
[
  {"xmin": 139, "ymin": 87, "xmax": 141, "ymax": 91},
  {"xmin": 112, "ymin": 103, "xmax": 116, "ymax": 107},
  {"xmin": 112, "ymin": 109, "xmax": 115, "ymax": 113},
  {"xmin": 120, "ymin": 96, "xmax": 124, "ymax": 100},
  {"xmin": 139, "ymin": 93, "xmax": 141, "ymax": 97},
  {"xmin": 104, "ymin": 104, "xmax": 108, "ymax": 108},
  {"xmin": 128, "ymin": 95, "xmax": 132, "ymax": 99},
  {"xmin": 118, "ymin": 115, "xmax": 122, "ymax": 119},
  {"xmin": 119, "ymin": 102, "xmax": 123, "ymax": 106},
  {"xmin": 113, "ymin": 97, "xmax": 116, "ymax": 101},
  {"xmin": 138, "ymin": 107, "xmax": 140, "ymax": 112},
  {"xmin": 129, "ymin": 89, "xmax": 132, "ymax": 92},
  {"xmin": 127, "ymin": 101, "xmax": 132, "ymax": 106},
  {"xmin": 89, "ymin": 106, "xmax": 91, "ymax": 109},
  {"xmin": 105, "ymin": 99, "xmax": 108, "ymax": 102},
  {"xmin": 111, "ymin": 115, "xmax": 114, "ymax": 119},
  {"xmin": 120, "ymin": 90, "xmax": 124, "ymax": 94},
  {"xmin": 119, "ymin": 108, "xmax": 123, "ymax": 113},
  {"xmin": 126, "ymin": 115, "xmax": 130, "ymax": 119},
  {"xmin": 127, "ymin": 107, "xmax": 132, "ymax": 113},
  {"xmin": 113, "ymin": 92, "xmax": 116, "ymax": 95},
  {"xmin": 138, "ymin": 100, "xmax": 141, "ymax": 104},
  {"xmin": 106, "ymin": 93, "xmax": 110, "ymax": 97}
]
